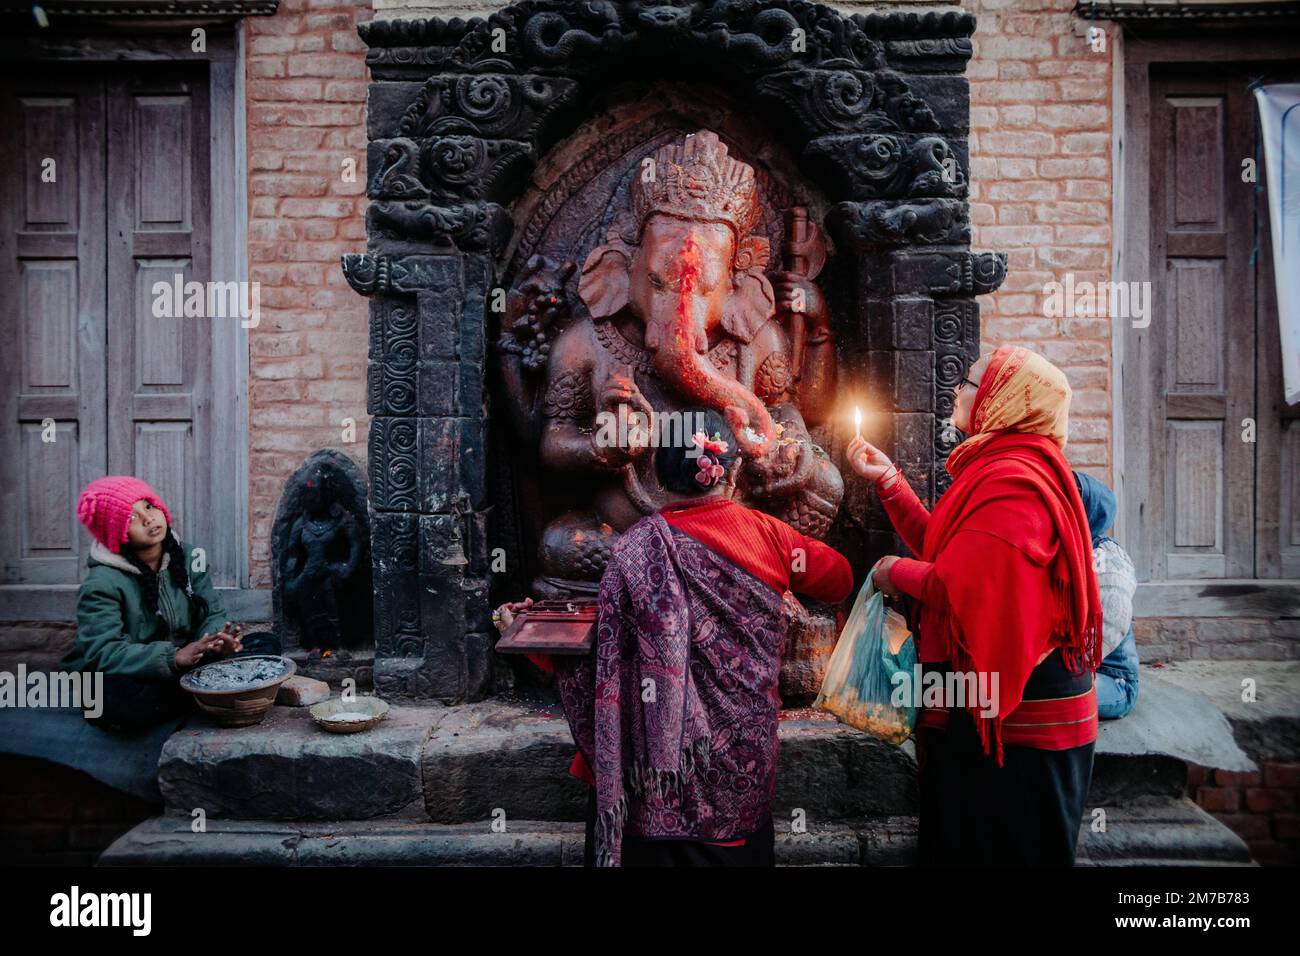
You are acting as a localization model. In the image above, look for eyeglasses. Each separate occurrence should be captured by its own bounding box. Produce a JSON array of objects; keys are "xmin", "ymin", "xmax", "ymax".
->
[{"xmin": 958, "ymin": 375, "xmax": 981, "ymax": 392}]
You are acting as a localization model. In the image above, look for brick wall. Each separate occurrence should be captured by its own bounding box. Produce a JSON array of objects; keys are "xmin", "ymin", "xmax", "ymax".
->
[
  {"xmin": 244, "ymin": 0, "xmax": 374, "ymax": 586},
  {"xmin": 966, "ymin": 0, "xmax": 1113, "ymax": 481},
  {"xmin": 1190, "ymin": 762, "xmax": 1300, "ymax": 866}
]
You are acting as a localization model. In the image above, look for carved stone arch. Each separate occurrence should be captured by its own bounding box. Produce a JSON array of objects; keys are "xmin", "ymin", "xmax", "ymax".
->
[
  {"xmin": 347, "ymin": 0, "xmax": 1006, "ymax": 702},
  {"xmin": 364, "ymin": 1, "xmax": 967, "ymax": 223}
]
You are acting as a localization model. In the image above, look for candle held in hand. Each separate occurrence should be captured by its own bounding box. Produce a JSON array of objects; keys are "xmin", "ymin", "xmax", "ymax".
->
[{"xmin": 854, "ymin": 406, "xmax": 862, "ymax": 439}]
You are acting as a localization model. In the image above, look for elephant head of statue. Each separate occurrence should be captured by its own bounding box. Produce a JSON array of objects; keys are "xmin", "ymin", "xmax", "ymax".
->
[{"xmin": 577, "ymin": 130, "xmax": 779, "ymax": 458}]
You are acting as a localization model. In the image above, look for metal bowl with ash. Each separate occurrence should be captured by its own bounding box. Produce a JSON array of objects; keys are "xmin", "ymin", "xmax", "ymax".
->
[
  {"xmin": 309, "ymin": 696, "xmax": 389, "ymax": 734},
  {"xmin": 179, "ymin": 655, "xmax": 297, "ymax": 727}
]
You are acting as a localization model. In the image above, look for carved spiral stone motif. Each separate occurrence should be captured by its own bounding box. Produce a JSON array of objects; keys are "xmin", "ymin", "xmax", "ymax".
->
[
  {"xmin": 384, "ymin": 381, "xmax": 416, "ymax": 415},
  {"xmin": 389, "ymin": 305, "xmax": 416, "ymax": 334},
  {"xmin": 819, "ymin": 71, "xmax": 875, "ymax": 126},
  {"xmin": 425, "ymin": 136, "xmax": 484, "ymax": 188},
  {"xmin": 934, "ymin": 306, "xmax": 962, "ymax": 345},
  {"xmin": 386, "ymin": 420, "xmax": 419, "ymax": 507},
  {"xmin": 856, "ymin": 135, "xmax": 904, "ymax": 182},
  {"xmin": 935, "ymin": 352, "xmax": 964, "ymax": 389},
  {"xmin": 462, "ymin": 75, "xmax": 513, "ymax": 123}
]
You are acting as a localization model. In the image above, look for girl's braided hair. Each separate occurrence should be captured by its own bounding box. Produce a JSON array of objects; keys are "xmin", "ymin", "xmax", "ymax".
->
[{"xmin": 123, "ymin": 529, "xmax": 210, "ymax": 626}]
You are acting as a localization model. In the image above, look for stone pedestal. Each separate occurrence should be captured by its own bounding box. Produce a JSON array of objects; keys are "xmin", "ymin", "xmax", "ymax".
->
[{"xmin": 780, "ymin": 603, "xmax": 840, "ymax": 706}]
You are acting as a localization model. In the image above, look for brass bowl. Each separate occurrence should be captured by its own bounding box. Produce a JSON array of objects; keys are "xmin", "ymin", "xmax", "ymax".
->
[
  {"xmin": 310, "ymin": 696, "xmax": 389, "ymax": 734},
  {"xmin": 179, "ymin": 655, "xmax": 297, "ymax": 728}
]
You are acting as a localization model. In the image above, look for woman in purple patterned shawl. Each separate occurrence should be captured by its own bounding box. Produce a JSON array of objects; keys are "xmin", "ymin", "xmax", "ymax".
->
[{"xmin": 547, "ymin": 410, "xmax": 853, "ymax": 866}]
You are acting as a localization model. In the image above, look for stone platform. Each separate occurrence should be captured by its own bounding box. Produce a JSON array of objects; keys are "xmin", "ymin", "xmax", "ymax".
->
[{"xmin": 101, "ymin": 666, "xmax": 1274, "ymax": 866}]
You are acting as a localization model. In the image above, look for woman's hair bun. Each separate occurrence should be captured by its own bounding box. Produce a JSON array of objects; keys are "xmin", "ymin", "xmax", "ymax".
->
[{"xmin": 654, "ymin": 408, "xmax": 737, "ymax": 495}]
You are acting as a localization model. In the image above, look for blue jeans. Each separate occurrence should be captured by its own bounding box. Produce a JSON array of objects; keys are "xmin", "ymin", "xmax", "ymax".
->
[{"xmin": 1096, "ymin": 630, "xmax": 1139, "ymax": 720}]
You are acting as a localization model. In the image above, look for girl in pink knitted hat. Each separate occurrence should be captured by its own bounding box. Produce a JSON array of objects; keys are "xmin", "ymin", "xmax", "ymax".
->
[{"xmin": 62, "ymin": 475, "xmax": 278, "ymax": 731}]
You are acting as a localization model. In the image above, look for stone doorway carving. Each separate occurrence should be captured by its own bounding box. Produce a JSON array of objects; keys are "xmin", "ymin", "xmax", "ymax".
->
[{"xmin": 345, "ymin": 1, "xmax": 1005, "ymax": 702}]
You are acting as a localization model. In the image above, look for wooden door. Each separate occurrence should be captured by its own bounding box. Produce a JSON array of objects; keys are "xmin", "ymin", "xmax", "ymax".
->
[
  {"xmin": 0, "ymin": 69, "xmax": 107, "ymax": 585},
  {"xmin": 1143, "ymin": 72, "xmax": 1258, "ymax": 580},
  {"xmin": 1129, "ymin": 64, "xmax": 1300, "ymax": 584},
  {"xmin": 0, "ymin": 63, "xmax": 213, "ymax": 586},
  {"xmin": 105, "ymin": 67, "xmax": 213, "ymax": 561}
]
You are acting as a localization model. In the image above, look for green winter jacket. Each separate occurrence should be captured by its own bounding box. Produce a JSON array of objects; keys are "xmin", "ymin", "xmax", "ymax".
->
[{"xmin": 62, "ymin": 533, "xmax": 228, "ymax": 681}]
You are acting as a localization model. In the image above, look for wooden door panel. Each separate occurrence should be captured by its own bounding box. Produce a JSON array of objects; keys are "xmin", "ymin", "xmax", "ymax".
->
[
  {"xmin": 1166, "ymin": 258, "xmax": 1225, "ymax": 392},
  {"xmin": 1147, "ymin": 74, "xmax": 1255, "ymax": 580},
  {"xmin": 134, "ymin": 259, "xmax": 191, "ymax": 388},
  {"xmin": 21, "ymin": 97, "xmax": 79, "ymax": 226},
  {"xmin": 21, "ymin": 260, "xmax": 79, "ymax": 388},
  {"xmin": 21, "ymin": 421, "xmax": 79, "ymax": 553},
  {"xmin": 1165, "ymin": 420, "xmax": 1225, "ymax": 577},
  {"xmin": 107, "ymin": 68, "xmax": 212, "ymax": 559},
  {"xmin": 133, "ymin": 95, "xmax": 194, "ymax": 231},
  {"xmin": 1169, "ymin": 96, "xmax": 1224, "ymax": 229},
  {"xmin": 135, "ymin": 421, "xmax": 193, "ymax": 533},
  {"xmin": 1127, "ymin": 58, "xmax": 1300, "ymax": 586},
  {"xmin": 0, "ymin": 71, "xmax": 107, "ymax": 585}
]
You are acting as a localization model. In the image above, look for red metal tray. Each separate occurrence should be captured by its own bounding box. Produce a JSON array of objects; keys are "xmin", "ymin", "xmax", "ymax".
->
[{"xmin": 494, "ymin": 599, "xmax": 597, "ymax": 655}]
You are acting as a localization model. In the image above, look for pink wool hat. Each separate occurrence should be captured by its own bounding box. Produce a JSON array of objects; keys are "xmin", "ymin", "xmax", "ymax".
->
[{"xmin": 76, "ymin": 476, "xmax": 172, "ymax": 553}]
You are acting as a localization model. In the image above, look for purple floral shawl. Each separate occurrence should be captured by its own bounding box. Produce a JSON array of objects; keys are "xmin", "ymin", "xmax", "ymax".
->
[{"xmin": 556, "ymin": 512, "xmax": 788, "ymax": 866}]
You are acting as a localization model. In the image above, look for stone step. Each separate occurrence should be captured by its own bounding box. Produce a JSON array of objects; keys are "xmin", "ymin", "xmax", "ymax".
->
[
  {"xmin": 158, "ymin": 703, "xmax": 432, "ymax": 821},
  {"xmin": 100, "ymin": 816, "xmax": 585, "ymax": 867},
  {"xmin": 420, "ymin": 703, "xmax": 921, "ymax": 825},
  {"xmin": 1075, "ymin": 796, "xmax": 1252, "ymax": 866},
  {"xmin": 99, "ymin": 816, "xmax": 895, "ymax": 866},
  {"xmin": 1090, "ymin": 670, "xmax": 1256, "ymax": 802},
  {"xmin": 99, "ymin": 796, "xmax": 1248, "ymax": 866},
  {"xmin": 159, "ymin": 669, "xmax": 1253, "ymax": 824},
  {"xmin": 1153, "ymin": 660, "xmax": 1300, "ymax": 764},
  {"xmin": 159, "ymin": 700, "xmax": 921, "ymax": 823}
]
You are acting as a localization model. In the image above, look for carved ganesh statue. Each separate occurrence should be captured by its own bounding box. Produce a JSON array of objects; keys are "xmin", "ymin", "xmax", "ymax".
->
[{"xmin": 497, "ymin": 130, "xmax": 844, "ymax": 597}]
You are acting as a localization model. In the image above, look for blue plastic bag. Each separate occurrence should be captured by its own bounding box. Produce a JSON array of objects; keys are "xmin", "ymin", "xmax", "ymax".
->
[{"xmin": 813, "ymin": 570, "xmax": 918, "ymax": 743}]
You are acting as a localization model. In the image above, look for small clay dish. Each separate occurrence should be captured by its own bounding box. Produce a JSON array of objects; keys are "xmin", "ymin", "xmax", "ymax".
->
[
  {"xmin": 180, "ymin": 655, "xmax": 297, "ymax": 728},
  {"xmin": 310, "ymin": 696, "xmax": 389, "ymax": 734}
]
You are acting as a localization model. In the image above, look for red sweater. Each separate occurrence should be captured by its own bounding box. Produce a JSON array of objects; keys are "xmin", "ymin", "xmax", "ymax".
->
[
  {"xmin": 536, "ymin": 497, "xmax": 854, "ymax": 796},
  {"xmin": 876, "ymin": 471, "xmax": 1097, "ymax": 752},
  {"xmin": 660, "ymin": 497, "xmax": 853, "ymax": 603}
]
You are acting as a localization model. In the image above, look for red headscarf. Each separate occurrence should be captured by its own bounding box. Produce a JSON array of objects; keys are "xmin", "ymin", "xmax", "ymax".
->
[{"xmin": 921, "ymin": 346, "xmax": 1102, "ymax": 763}]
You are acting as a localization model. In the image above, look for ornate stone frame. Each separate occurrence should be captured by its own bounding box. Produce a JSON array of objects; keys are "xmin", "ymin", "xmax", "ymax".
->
[{"xmin": 345, "ymin": 0, "xmax": 1006, "ymax": 701}]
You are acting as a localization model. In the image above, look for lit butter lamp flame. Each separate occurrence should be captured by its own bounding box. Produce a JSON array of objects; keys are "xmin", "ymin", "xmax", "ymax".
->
[{"xmin": 854, "ymin": 406, "xmax": 862, "ymax": 439}]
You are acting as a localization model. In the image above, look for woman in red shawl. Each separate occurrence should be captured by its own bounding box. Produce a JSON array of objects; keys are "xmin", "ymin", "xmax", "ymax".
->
[{"xmin": 847, "ymin": 345, "xmax": 1102, "ymax": 866}]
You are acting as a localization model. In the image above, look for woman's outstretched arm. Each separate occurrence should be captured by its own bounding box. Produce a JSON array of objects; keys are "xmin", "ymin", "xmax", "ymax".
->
[
  {"xmin": 846, "ymin": 436, "xmax": 931, "ymax": 556},
  {"xmin": 875, "ymin": 468, "xmax": 931, "ymax": 557}
]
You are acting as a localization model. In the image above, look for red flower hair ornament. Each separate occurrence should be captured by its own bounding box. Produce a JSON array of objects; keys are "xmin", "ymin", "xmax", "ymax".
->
[{"xmin": 691, "ymin": 431, "xmax": 729, "ymax": 487}]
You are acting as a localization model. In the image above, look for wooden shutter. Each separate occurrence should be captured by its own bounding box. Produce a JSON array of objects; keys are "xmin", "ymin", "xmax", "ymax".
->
[
  {"xmin": 105, "ymin": 67, "xmax": 213, "ymax": 567},
  {"xmin": 0, "ymin": 69, "xmax": 108, "ymax": 585},
  {"xmin": 1141, "ymin": 74, "xmax": 1257, "ymax": 580}
]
